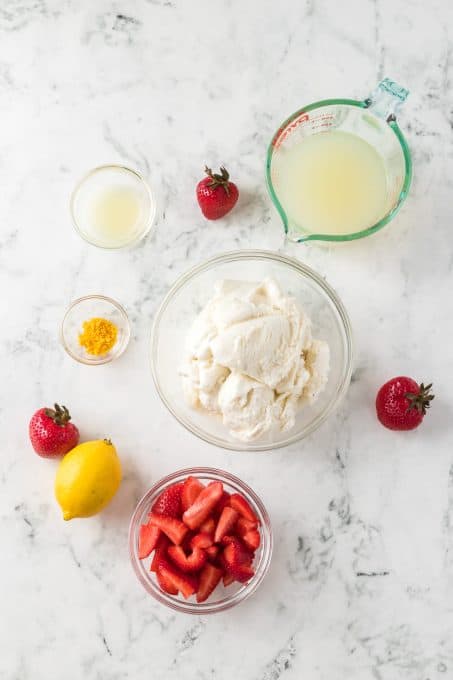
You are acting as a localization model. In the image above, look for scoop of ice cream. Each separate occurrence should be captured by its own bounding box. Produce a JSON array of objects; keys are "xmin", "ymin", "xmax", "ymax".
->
[
  {"xmin": 218, "ymin": 373, "xmax": 277, "ymax": 441},
  {"xmin": 180, "ymin": 278, "xmax": 330, "ymax": 442},
  {"xmin": 211, "ymin": 314, "xmax": 298, "ymax": 389},
  {"xmin": 302, "ymin": 339, "xmax": 330, "ymax": 404}
]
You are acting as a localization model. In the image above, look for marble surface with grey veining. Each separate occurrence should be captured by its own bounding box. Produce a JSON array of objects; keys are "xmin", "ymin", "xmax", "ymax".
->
[{"xmin": 1, "ymin": 1, "xmax": 453, "ymax": 678}]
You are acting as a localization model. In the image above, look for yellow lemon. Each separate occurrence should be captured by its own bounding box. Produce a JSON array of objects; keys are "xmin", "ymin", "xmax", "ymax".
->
[{"xmin": 55, "ymin": 439, "xmax": 122, "ymax": 520}]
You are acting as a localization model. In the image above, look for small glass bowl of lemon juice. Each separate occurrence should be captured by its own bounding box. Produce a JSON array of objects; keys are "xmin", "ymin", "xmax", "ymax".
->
[{"xmin": 71, "ymin": 165, "xmax": 156, "ymax": 249}]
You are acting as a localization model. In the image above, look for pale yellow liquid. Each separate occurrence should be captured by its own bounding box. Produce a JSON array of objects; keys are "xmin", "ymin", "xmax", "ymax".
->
[
  {"xmin": 274, "ymin": 130, "xmax": 389, "ymax": 236},
  {"xmin": 91, "ymin": 186, "xmax": 142, "ymax": 245}
]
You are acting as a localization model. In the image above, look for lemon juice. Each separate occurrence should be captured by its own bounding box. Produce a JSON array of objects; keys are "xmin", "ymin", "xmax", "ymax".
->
[
  {"xmin": 273, "ymin": 130, "xmax": 389, "ymax": 236},
  {"xmin": 71, "ymin": 165, "xmax": 154, "ymax": 249},
  {"xmin": 91, "ymin": 186, "xmax": 142, "ymax": 245}
]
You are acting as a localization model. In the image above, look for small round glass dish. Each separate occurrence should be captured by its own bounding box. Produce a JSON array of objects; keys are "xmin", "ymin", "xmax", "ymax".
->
[
  {"xmin": 129, "ymin": 467, "xmax": 273, "ymax": 614},
  {"xmin": 150, "ymin": 250, "xmax": 353, "ymax": 452},
  {"xmin": 61, "ymin": 295, "xmax": 131, "ymax": 365},
  {"xmin": 70, "ymin": 164, "xmax": 156, "ymax": 249}
]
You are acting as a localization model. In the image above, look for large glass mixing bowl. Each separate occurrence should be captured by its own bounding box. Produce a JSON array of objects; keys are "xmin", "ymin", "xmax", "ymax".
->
[{"xmin": 150, "ymin": 250, "xmax": 353, "ymax": 452}]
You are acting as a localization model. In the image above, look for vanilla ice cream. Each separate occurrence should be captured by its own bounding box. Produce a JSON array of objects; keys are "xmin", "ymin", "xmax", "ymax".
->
[{"xmin": 180, "ymin": 278, "xmax": 330, "ymax": 442}]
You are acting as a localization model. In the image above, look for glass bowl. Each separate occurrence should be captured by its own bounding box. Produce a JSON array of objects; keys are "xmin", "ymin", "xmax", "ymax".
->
[
  {"xmin": 128, "ymin": 467, "xmax": 273, "ymax": 614},
  {"xmin": 70, "ymin": 164, "xmax": 156, "ymax": 249},
  {"xmin": 61, "ymin": 295, "xmax": 131, "ymax": 365},
  {"xmin": 150, "ymin": 250, "xmax": 353, "ymax": 452}
]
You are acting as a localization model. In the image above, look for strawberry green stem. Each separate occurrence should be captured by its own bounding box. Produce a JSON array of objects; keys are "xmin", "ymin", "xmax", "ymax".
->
[
  {"xmin": 405, "ymin": 382, "xmax": 434, "ymax": 415},
  {"xmin": 44, "ymin": 403, "xmax": 71, "ymax": 426},
  {"xmin": 204, "ymin": 165, "xmax": 231, "ymax": 196}
]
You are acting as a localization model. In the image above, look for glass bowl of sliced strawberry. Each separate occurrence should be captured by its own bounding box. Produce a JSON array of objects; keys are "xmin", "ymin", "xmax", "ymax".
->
[{"xmin": 129, "ymin": 467, "xmax": 272, "ymax": 613}]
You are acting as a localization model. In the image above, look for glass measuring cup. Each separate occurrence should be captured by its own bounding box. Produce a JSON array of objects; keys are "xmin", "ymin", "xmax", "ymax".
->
[{"xmin": 266, "ymin": 79, "xmax": 412, "ymax": 243}]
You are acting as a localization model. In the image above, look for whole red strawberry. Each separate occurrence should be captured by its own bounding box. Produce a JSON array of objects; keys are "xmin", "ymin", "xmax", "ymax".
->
[
  {"xmin": 196, "ymin": 166, "xmax": 239, "ymax": 220},
  {"xmin": 376, "ymin": 377, "xmax": 434, "ymax": 431},
  {"xmin": 29, "ymin": 403, "xmax": 80, "ymax": 458}
]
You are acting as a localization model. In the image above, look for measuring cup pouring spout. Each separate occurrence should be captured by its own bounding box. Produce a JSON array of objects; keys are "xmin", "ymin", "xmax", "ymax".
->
[{"xmin": 364, "ymin": 78, "xmax": 410, "ymax": 122}]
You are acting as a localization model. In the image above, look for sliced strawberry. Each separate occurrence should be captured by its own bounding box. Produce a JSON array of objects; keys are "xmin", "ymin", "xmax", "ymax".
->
[
  {"xmin": 191, "ymin": 533, "xmax": 214, "ymax": 550},
  {"xmin": 221, "ymin": 534, "xmax": 241, "ymax": 547},
  {"xmin": 152, "ymin": 539, "xmax": 181, "ymax": 595},
  {"xmin": 167, "ymin": 545, "xmax": 207, "ymax": 573},
  {"xmin": 138, "ymin": 523, "xmax": 160, "ymax": 559},
  {"xmin": 222, "ymin": 534, "xmax": 254, "ymax": 558},
  {"xmin": 242, "ymin": 529, "xmax": 261, "ymax": 551},
  {"xmin": 148, "ymin": 513, "xmax": 188, "ymax": 545},
  {"xmin": 142, "ymin": 483, "xmax": 184, "ymax": 557},
  {"xmin": 229, "ymin": 493, "xmax": 260, "ymax": 524},
  {"xmin": 221, "ymin": 536, "xmax": 255, "ymax": 583},
  {"xmin": 235, "ymin": 517, "xmax": 258, "ymax": 536},
  {"xmin": 214, "ymin": 490, "xmax": 231, "ymax": 517},
  {"xmin": 222, "ymin": 572, "xmax": 235, "ymax": 587},
  {"xmin": 206, "ymin": 545, "xmax": 219, "ymax": 561},
  {"xmin": 150, "ymin": 534, "xmax": 170, "ymax": 572},
  {"xmin": 181, "ymin": 529, "xmax": 196, "ymax": 551},
  {"xmin": 214, "ymin": 506, "xmax": 238, "ymax": 543},
  {"xmin": 156, "ymin": 564, "xmax": 178, "ymax": 594},
  {"xmin": 150, "ymin": 482, "xmax": 183, "ymax": 518},
  {"xmin": 247, "ymin": 549, "xmax": 256, "ymax": 563},
  {"xmin": 181, "ymin": 476, "xmax": 205, "ymax": 512},
  {"xmin": 196, "ymin": 563, "xmax": 223, "ymax": 603},
  {"xmin": 225, "ymin": 560, "xmax": 254, "ymax": 583},
  {"xmin": 158, "ymin": 562, "xmax": 198, "ymax": 599},
  {"xmin": 199, "ymin": 517, "xmax": 216, "ymax": 537},
  {"xmin": 183, "ymin": 481, "xmax": 224, "ymax": 530}
]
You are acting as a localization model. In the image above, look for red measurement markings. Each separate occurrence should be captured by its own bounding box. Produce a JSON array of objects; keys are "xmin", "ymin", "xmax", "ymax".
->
[
  {"xmin": 273, "ymin": 113, "xmax": 309, "ymax": 148},
  {"xmin": 273, "ymin": 111, "xmax": 335, "ymax": 148}
]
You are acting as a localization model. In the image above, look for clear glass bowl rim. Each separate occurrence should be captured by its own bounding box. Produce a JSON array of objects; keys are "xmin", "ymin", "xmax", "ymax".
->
[
  {"xmin": 150, "ymin": 249, "xmax": 354, "ymax": 452},
  {"xmin": 128, "ymin": 466, "xmax": 273, "ymax": 614},
  {"xmin": 70, "ymin": 163, "xmax": 157, "ymax": 250},
  {"xmin": 60, "ymin": 294, "xmax": 131, "ymax": 365},
  {"xmin": 265, "ymin": 98, "xmax": 412, "ymax": 242}
]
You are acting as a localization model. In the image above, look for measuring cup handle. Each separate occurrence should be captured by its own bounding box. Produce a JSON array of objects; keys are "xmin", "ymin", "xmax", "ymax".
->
[{"xmin": 364, "ymin": 78, "xmax": 409, "ymax": 122}]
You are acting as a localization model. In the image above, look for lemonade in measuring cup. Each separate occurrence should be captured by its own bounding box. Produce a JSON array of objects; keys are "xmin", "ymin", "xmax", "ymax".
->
[{"xmin": 266, "ymin": 79, "xmax": 412, "ymax": 243}]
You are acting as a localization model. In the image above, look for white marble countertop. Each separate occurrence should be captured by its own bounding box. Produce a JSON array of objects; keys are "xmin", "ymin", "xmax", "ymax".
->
[{"xmin": 2, "ymin": 1, "xmax": 453, "ymax": 678}]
